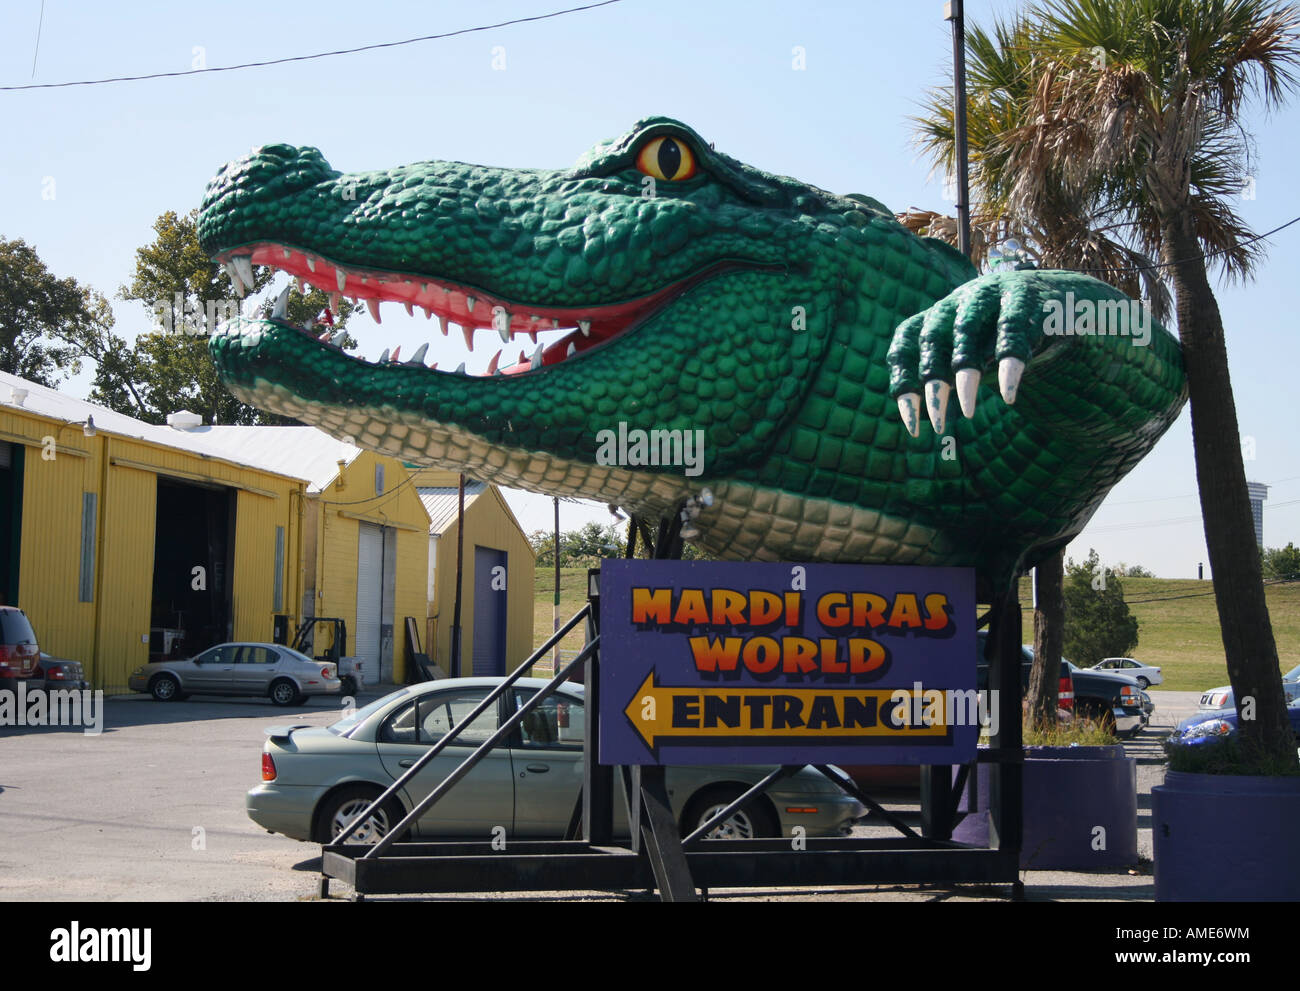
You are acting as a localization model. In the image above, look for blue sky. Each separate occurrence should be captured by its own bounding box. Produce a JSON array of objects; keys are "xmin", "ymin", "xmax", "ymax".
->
[{"xmin": 2, "ymin": 0, "xmax": 1297, "ymax": 578}]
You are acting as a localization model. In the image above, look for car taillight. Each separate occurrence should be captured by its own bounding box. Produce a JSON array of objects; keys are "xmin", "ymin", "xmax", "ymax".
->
[
  {"xmin": 321, "ymin": 666, "xmax": 331, "ymax": 678},
  {"xmin": 0, "ymin": 645, "xmax": 9, "ymax": 665},
  {"xmin": 262, "ymin": 752, "xmax": 277, "ymax": 781},
  {"xmin": 48, "ymin": 668, "xmax": 66, "ymax": 679},
  {"xmin": 1057, "ymin": 673, "xmax": 1074, "ymax": 711}
]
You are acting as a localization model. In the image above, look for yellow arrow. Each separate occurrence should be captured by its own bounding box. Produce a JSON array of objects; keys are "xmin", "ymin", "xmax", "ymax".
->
[{"xmin": 622, "ymin": 672, "xmax": 950, "ymax": 751}]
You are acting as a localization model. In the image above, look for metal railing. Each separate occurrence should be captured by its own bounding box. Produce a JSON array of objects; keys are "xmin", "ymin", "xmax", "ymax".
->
[{"xmin": 334, "ymin": 603, "xmax": 592, "ymax": 853}]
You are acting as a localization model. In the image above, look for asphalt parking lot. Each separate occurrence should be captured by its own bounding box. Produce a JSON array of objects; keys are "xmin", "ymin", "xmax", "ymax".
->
[{"xmin": 0, "ymin": 689, "xmax": 1203, "ymax": 902}]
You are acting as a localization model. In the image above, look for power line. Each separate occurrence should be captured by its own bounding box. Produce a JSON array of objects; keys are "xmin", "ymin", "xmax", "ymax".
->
[
  {"xmin": 1, "ymin": 0, "xmax": 626, "ymax": 92},
  {"xmin": 1072, "ymin": 215, "xmax": 1300, "ymax": 277},
  {"xmin": 30, "ymin": 1, "xmax": 44, "ymax": 79}
]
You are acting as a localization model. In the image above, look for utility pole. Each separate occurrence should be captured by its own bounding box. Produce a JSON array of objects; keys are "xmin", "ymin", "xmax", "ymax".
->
[
  {"xmin": 553, "ymin": 496, "xmax": 561, "ymax": 674},
  {"xmin": 944, "ymin": 0, "xmax": 971, "ymax": 257},
  {"xmin": 450, "ymin": 473, "xmax": 465, "ymax": 678}
]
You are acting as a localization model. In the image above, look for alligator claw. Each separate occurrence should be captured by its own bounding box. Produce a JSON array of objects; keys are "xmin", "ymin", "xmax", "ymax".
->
[
  {"xmin": 998, "ymin": 357, "xmax": 1025, "ymax": 405},
  {"xmin": 897, "ymin": 393, "xmax": 921, "ymax": 438},
  {"xmin": 924, "ymin": 379, "xmax": 950, "ymax": 435},
  {"xmin": 956, "ymin": 368, "xmax": 980, "ymax": 418}
]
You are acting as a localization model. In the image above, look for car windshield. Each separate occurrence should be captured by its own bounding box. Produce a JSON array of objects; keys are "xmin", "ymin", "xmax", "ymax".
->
[
  {"xmin": 1284, "ymin": 663, "xmax": 1300, "ymax": 682},
  {"xmin": 328, "ymin": 688, "xmax": 411, "ymax": 737}
]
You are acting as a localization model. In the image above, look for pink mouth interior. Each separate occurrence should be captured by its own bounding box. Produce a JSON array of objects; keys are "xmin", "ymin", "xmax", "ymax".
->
[{"xmin": 225, "ymin": 242, "xmax": 678, "ymax": 375}]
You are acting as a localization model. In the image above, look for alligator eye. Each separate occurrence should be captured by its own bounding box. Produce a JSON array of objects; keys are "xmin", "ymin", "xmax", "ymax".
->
[{"xmin": 635, "ymin": 136, "xmax": 698, "ymax": 181}]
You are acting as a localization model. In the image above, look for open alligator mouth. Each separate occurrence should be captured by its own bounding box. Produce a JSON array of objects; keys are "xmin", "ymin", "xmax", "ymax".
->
[{"xmin": 214, "ymin": 242, "xmax": 743, "ymax": 376}]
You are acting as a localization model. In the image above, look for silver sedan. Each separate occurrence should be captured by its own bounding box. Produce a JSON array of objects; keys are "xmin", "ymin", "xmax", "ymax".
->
[
  {"xmin": 128, "ymin": 642, "xmax": 340, "ymax": 706},
  {"xmin": 246, "ymin": 677, "xmax": 865, "ymax": 844}
]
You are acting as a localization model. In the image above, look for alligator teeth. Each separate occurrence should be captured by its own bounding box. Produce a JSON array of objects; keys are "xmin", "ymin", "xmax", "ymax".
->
[
  {"xmin": 430, "ymin": 362, "xmax": 438, "ymax": 371},
  {"xmin": 530, "ymin": 314, "xmax": 540, "ymax": 322},
  {"xmin": 407, "ymin": 342, "xmax": 429, "ymax": 365},
  {"xmin": 551, "ymin": 319, "xmax": 561, "ymax": 329},
  {"xmin": 956, "ymin": 368, "xmax": 981, "ymax": 418},
  {"xmin": 998, "ymin": 357, "xmax": 1025, "ymax": 404},
  {"xmin": 517, "ymin": 350, "xmax": 526, "ymax": 366},
  {"xmin": 271, "ymin": 285, "xmax": 290, "ymax": 319},
  {"xmin": 438, "ymin": 315, "xmax": 449, "ymax": 337},
  {"xmin": 377, "ymin": 348, "xmax": 390, "ymax": 363},
  {"xmin": 390, "ymin": 345, "xmax": 401, "ymax": 362},
  {"xmin": 303, "ymin": 318, "xmax": 315, "ymax": 332},
  {"xmin": 335, "ymin": 269, "xmax": 347, "ymax": 292},
  {"xmin": 462, "ymin": 323, "xmax": 474, "ymax": 351},
  {"xmin": 578, "ymin": 320, "xmax": 591, "ymax": 337},
  {"xmin": 487, "ymin": 350, "xmax": 501, "ymax": 375},
  {"xmin": 404, "ymin": 301, "xmax": 414, "ymax": 317},
  {"xmin": 465, "ymin": 296, "xmax": 477, "ymax": 313},
  {"xmin": 330, "ymin": 330, "xmax": 347, "ymax": 347},
  {"xmin": 497, "ymin": 321, "xmax": 511, "ymax": 344},
  {"xmin": 318, "ymin": 329, "xmax": 332, "ymax": 342},
  {"xmin": 455, "ymin": 362, "xmax": 467, "ymax": 375},
  {"xmin": 924, "ymin": 379, "xmax": 951, "ymax": 435},
  {"xmin": 421, "ymin": 283, "xmax": 431, "ymax": 294},
  {"xmin": 422, "ymin": 306, "xmax": 433, "ymax": 320},
  {"xmin": 528, "ymin": 330, "xmax": 538, "ymax": 344},
  {"xmin": 897, "ymin": 392, "xmax": 921, "ymax": 438},
  {"xmin": 530, "ymin": 343, "xmax": 545, "ymax": 370},
  {"xmin": 305, "ymin": 256, "xmax": 316, "ymax": 273},
  {"xmin": 566, "ymin": 341, "xmax": 577, "ymax": 358},
  {"xmin": 282, "ymin": 247, "xmax": 292, "ymax": 260},
  {"xmin": 293, "ymin": 277, "xmax": 304, "ymax": 296},
  {"xmin": 225, "ymin": 262, "xmax": 246, "ymax": 297},
  {"xmin": 329, "ymin": 292, "xmax": 340, "ymax": 312},
  {"xmin": 232, "ymin": 256, "xmax": 255, "ymax": 291},
  {"xmin": 369, "ymin": 300, "xmax": 382, "ymax": 324}
]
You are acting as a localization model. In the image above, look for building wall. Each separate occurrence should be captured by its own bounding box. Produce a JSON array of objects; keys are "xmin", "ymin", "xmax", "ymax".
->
[
  {"xmin": 430, "ymin": 488, "xmax": 535, "ymax": 676},
  {"xmin": 308, "ymin": 450, "xmax": 430, "ymax": 685},
  {"xmin": 2, "ymin": 407, "xmax": 307, "ymax": 693}
]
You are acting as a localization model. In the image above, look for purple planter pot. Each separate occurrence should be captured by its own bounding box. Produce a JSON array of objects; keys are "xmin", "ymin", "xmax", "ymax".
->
[
  {"xmin": 951, "ymin": 745, "xmax": 1138, "ymax": 870},
  {"xmin": 1152, "ymin": 770, "xmax": 1300, "ymax": 902}
]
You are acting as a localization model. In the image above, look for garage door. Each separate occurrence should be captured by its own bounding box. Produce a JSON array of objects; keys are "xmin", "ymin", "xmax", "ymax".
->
[
  {"xmin": 356, "ymin": 523, "xmax": 383, "ymax": 682},
  {"xmin": 471, "ymin": 546, "xmax": 507, "ymax": 677}
]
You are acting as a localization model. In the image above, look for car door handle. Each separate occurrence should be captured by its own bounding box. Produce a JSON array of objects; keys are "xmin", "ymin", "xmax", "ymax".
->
[
  {"xmin": 399, "ymin": 758, "xmax": 417, "ymax": 767},
  {"xmin": 525, "ymin": 764, "xmax": 550, "ymax": 774}
]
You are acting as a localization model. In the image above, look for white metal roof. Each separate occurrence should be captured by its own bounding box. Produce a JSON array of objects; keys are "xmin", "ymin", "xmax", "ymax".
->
[
  {"xmin": 419, "ymin": 483, "xmax": 486, "ymax": 535},
  {"xmin": 0, "ymin": 371, "xmax": 359, "ymax": 488}
]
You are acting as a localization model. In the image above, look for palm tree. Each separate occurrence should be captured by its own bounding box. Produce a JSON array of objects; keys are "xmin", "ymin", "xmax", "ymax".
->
[
  {"xmin": 909, "ymin": 13, "xmax": 1179, "ymax": 727},
  {"xmin": 990, "ymin": 0, "xmax": 1300, "ymax": 766}
]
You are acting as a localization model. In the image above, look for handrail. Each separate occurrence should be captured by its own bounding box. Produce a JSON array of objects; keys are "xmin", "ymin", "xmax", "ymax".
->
[
  {"xmin": 334, "ymin": 602, "xmax": 591, "ymax": 845},
  {"xmin": 364, "ymin": 636, "xmax": 599, "ymax": 858}
]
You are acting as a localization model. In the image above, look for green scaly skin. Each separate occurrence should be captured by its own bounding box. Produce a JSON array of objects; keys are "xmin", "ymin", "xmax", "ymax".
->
[{"xmin": 198, "ymin": 117, "xmax": 1187, "ymax": 582}]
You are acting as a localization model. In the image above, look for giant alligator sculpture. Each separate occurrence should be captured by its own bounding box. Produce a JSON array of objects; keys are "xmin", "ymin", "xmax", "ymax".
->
[{"xmin": 198, "ymin": 116, "xmax": 1186, "ymax": 584}]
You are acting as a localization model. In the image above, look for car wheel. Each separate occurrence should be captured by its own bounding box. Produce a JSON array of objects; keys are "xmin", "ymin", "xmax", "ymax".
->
[
  {"xmin": 316, "ymin": 787, "xmax": 407, "ymax": 845},
  {"xmin": 1084, "ymin": 703, "xmax": 1117, "ymax": 736},
  {"xmin": 150, "ymin": 674, "xmax": 181, "ymax": 702},
  {"xmin": 1137, "ymin": 676, "xmax": 1150, "ymax": 689},
  {"xmin": 683, "ymin": 786, "xmax": 778, "ymax": 840},
  {"xmin": 269, "ymin": 679, "xmax": 303, "ymax": 707}
]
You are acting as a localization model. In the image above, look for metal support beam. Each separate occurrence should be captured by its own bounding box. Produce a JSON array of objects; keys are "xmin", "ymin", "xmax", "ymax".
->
[{"xmin": 637, "ymin": 765, "xmax": 697, "ymax": 901}]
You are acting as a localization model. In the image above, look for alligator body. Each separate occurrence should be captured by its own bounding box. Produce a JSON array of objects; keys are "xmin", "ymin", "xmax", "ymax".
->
[{"xmin": 198, "ymin": 117, "xmax": 1187, "ymax": 583}]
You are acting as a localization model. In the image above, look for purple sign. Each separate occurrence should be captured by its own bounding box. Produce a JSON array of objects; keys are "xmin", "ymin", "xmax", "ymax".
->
[{"xmin": 598, "ymin": 560, "xmax": 977, "ymax": 766}]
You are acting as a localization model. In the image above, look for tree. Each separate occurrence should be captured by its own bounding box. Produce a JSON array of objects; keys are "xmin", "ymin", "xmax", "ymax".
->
[
  {"xmin": 0, "ymin": 237, "xmax": 118, "ymax": 388},
  {"xmin": 1008, "ymin": 0, "xmax": 1300, "ymax": 768},
  {"xmin": 1062, "ymin": 549, "xmax": 1140, "ymax": 668},
  {"xmin": 1263, "ymin": 543, "xmax": 1300, "ymax": 581},
  {"xmin": 910, "ymin": 13, "xmax": 1175, "ymax": 727},
  {"xmin": 95, "ymin": 209, "xmax": 359, "ymax": 425}
]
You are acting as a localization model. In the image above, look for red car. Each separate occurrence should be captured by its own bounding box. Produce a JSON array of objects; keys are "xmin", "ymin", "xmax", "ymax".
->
[{"xmin": 0, "ymin": 606, "xmax": 40, "ymax": 683}]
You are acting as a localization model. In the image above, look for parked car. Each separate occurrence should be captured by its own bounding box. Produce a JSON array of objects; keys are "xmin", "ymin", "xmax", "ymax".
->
[
  {"xmin": 0, "ymin": 606, "xmax": 40, "ymax": 685},
  {"xmin": 1062, "ymin": 661, "xmax": 1147, "ymax": 737},
  {"xmin": 1171, "ymin": 696, "xmax": 1300, "ymax": 749},
  {"xmin": 128, "ymin": 642, "xmax": 340, "ymax": 706},
  {"xmin": 247, "ymin": 677, "xmax": 865, "ymax": 844},
  {"xmin": 1197, "ymin": 662, "xmax": 1300, "ymax": 711},
  {"xmin": 1089, "ymin": 657, "xmax": 1162, "ymax": 688},
  {"xmin": 34, "ymin": 652, "xmax": 89, "ymax": 692},
  {"xmin": 973, "ymin": 632, "xmax": 1145, "ymax": 737}
]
